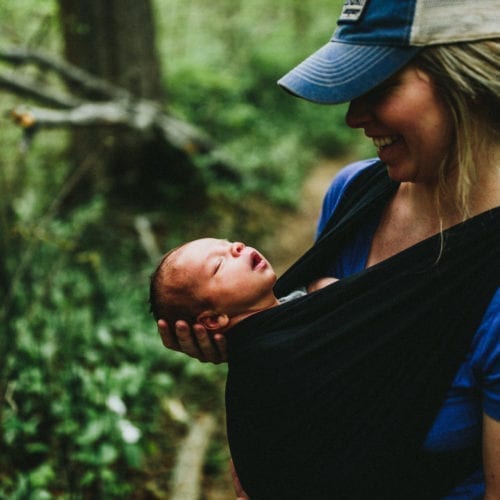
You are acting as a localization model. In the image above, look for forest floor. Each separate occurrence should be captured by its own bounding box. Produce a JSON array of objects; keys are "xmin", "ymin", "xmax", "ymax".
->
[
  {"xmin": 265, "ymin": 157, "xmax": 343, "ymax": 276},
  {"xmin": 204, "ymin": 157, "xmax": 343, "ymax": 499}
]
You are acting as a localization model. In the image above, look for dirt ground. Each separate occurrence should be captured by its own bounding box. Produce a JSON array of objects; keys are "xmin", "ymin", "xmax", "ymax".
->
[
  {"xmin": 266, "ymin": 158, "xmax": 343, "ymax": 276},
  {"xmin": 204, "ymin": 158, "xmax": 343, "ymax": 500}
]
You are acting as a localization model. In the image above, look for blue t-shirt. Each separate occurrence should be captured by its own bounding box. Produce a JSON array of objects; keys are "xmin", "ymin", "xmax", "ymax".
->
[{"xmin": 316, "ymin": 159, "xmax": 500, "ymax": 499}]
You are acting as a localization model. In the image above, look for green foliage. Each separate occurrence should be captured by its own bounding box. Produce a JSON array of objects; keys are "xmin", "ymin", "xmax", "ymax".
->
[
  {"xmin": 0, "ymin": 127, "xmax": 227, "ymax": 495},
  {"xmin": 0, "ymin": 0, "xmax": 371, "ymax": 496},
  {"xmin": 1, "ymin": 177, "xmax": 228, "ymax": 495},
  {"xmin": 156, "ymin": 0, "xmax": 365, "ymax": 206}
]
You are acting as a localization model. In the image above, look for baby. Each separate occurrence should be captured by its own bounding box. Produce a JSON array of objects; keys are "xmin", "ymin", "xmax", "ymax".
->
[{"xmin": 149, "ymin": 238, "xmax": 336, "ymax": 335}]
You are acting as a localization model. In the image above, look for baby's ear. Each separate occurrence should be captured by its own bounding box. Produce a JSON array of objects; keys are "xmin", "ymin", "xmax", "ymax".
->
[{"xmin": 197, "ymin": 310, "xmax": 230, "ymax": 331}]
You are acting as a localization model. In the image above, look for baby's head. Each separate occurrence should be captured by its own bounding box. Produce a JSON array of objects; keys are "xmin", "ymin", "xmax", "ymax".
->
[
  {"xmin": 149, "ymin": 238, "xmax": 278, "ymax": 332},
  {"xmin": 149, "ymin": 243, "xmax": 208, "ymax": 327}
]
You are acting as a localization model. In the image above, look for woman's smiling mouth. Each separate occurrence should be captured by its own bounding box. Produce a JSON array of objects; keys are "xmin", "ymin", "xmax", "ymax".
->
[{"xmin": 373, "ymin": 135, "xmax": 401, "ymax": 151}]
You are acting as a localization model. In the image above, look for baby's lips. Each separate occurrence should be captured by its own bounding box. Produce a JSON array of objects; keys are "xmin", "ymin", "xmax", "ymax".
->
[{"xmin": 250, "ymin": 250, "xmax": 267, "ymax": 271}]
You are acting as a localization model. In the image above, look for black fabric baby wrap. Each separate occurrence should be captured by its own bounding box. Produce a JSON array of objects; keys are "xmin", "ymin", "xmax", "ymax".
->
[{"xmin": 225, "ymin": 162, "xmax": 500, "ymax": 499}]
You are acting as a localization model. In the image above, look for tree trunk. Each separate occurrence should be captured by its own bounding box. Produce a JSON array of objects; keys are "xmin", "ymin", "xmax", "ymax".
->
[
  {"xmin": 58, "ymin": 0, "xmax": 164, "ymax": 99},
  {"xmin": 57, "ymin": 0, "xmax": 201, "ymax": 209}
]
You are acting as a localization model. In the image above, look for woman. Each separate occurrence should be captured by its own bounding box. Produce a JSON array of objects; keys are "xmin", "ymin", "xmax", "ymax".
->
[{"xmin": 159, "ymin": 0, "xmax": 499, "ymax": 497}]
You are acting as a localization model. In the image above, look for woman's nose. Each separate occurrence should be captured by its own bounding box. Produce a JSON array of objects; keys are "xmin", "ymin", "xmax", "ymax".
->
[
  {"xmin": 345, "ymin": 97, "xmax": 372, "ymax": 129},
  {"xmin": 230, "ymin": 242, "xmax": 245, "ymax": 257}
]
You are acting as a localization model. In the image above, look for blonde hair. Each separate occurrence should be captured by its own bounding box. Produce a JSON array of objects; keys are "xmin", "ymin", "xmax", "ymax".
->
[{"xmin": 413, "ymin": 40, "xmax": 500, "ymax": 219}]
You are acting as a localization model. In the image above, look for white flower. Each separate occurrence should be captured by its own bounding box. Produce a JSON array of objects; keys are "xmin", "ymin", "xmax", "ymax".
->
[
  {"xmin": 118, "ymin": 419, "xmax": 141, "ymax": 444},
  {"xmin": 106, "ymin": 394, "xmax": 127, "ymax": 416}
]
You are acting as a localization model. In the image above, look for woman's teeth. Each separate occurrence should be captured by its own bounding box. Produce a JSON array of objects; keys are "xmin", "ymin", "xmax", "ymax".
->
[{"xmin": 373, "ymin": 136, "xmax": 399, "ymax": 149}]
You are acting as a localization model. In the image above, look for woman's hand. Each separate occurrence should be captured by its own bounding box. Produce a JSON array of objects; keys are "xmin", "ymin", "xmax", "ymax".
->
[{"xmin": 157, "ymin": 319, "xmax": 228, "ymax": 363}]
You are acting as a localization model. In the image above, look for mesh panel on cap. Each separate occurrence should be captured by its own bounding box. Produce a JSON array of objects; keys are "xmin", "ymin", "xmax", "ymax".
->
[{"xmin": 411, "ymin": 0, "xmax": 500, "ymax": 45}]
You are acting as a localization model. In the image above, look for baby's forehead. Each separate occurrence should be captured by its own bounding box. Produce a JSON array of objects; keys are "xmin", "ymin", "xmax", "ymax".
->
[
  {"xmin": 182, "ymin": 237, "xmax": 223, "ymax": 254},
  {"xmin": 160, "ymin": 246, "xmax": 197, "ymax": 287},
  {"xmin": 173, "ymin": 238, "xmax": 224, "ymax": 267}
]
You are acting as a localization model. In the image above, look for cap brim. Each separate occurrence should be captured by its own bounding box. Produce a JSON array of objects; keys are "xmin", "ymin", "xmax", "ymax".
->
[{"xmin": 278, "ymin": 41, "xmax": 421, "ymax": 104}]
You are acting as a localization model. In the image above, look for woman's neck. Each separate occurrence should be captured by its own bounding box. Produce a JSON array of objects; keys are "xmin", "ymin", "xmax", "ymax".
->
[
  {"xmin": 395, "ymin": 182, "xmax": 459, "ymax": 231},
  {"xmin": 470, "ymin": 146, "xmax": 500, "ymax": 214},
  {"xmin": 402, "ymin": 151, "xmax": 500, "ymax": 226},
  {"xmin": 367, "ymin": 148, "xmax": 500, "ymax": 268}
]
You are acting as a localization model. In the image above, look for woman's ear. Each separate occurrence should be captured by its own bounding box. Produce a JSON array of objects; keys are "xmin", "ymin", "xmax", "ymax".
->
[{"xmin": 197, "ymin": 310, "xmax": 230, "ymax": 331}]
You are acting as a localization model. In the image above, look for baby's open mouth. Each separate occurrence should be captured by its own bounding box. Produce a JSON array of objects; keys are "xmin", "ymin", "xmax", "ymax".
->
[{"xmin": 251, "ymin": 252, "xmax": 264, "ymax": 270}]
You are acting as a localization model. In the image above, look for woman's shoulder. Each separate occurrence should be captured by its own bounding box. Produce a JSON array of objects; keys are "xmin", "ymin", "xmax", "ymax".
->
[{"xmin": 328, "ymin": 158, "xmax": 380, "ymax": 193}]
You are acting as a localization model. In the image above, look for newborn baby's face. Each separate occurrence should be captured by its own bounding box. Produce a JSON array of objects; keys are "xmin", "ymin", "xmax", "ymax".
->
[{"xmin": 178, "ymin": 238, "xmax": 278, "ymax": 317}]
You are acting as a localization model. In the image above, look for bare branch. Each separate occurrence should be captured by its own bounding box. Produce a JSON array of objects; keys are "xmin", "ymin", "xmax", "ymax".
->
[
  {"xmin": 1, "ymin": 45, "xmax": 236, "ymax": 175},
  {"xmin": 10, "ymin": 100, "xmax": 213, "ymax": 153},
  {"xmin": 0, "ymin": 47, "xmax": 129, "ymax": 100},
  {"xmin": 11, "ymin": 103, "xmax": 131, "ymax": 127},
  {"xmin": 170, "ymin": 412, "xmax": 216, "ymax": 500},
  {"xmin": 134, "ymin": 215, "xmax": 162, "ymax": 264},
  {"xmin": 0, "ymin": 72, "xmax": 80, "ymax": 108},
  {"xmin": 157, "ymin": 113, "xmax": 214, "ymax": 153}
]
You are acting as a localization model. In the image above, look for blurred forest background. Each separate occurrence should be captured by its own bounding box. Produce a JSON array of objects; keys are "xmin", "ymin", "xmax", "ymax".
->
[{"xmin": 0, "ymin": 0, "xmax": 372, "ymax": 498}]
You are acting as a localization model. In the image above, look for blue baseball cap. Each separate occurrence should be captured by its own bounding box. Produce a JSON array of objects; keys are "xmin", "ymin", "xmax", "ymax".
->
[{"xmin": 278, "ymin": 0, "xmax": 500, "ymax": 104}]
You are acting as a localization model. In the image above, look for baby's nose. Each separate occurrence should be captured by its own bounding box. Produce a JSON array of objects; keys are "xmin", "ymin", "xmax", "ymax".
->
[{"xmin": 230, "ymin": 242, "xmax": 245, "ymax": 256}]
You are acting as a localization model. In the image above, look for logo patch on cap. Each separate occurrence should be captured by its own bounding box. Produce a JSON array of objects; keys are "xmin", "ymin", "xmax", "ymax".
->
[{"xmin": 339, "ymin": 0, "xmax": 368, "ymax": 22}]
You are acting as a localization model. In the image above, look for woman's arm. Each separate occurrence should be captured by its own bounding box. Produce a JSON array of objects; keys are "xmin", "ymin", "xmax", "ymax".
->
[
  {"xmin": 158, "ymin": 319, "xmax": 228, "ymax": 363},
  {"xmin": 483, "ymin": 412, "xmax": 500, "ymax": 499}
]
